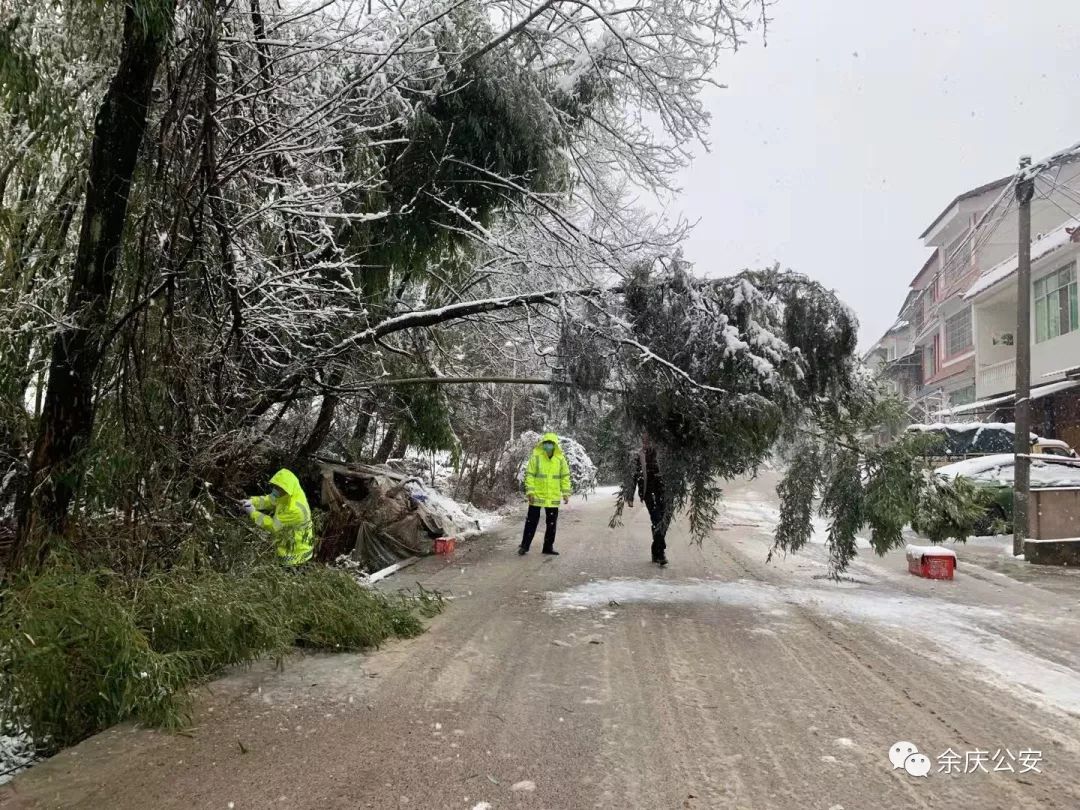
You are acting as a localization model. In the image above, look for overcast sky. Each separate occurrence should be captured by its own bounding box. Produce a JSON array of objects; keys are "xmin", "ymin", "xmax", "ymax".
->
[{"xmin": 661, "ymin": 0, "xmax": 1080, "ymax": 350}]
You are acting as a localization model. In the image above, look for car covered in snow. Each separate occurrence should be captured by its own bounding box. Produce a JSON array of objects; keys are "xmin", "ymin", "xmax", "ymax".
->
[
  {"xmin": 934, "ymin": 453, "xmax": 1080, "ymax": 534},
  {"xmin": 906, "ymin": 422, "xmax": 1077, "ymax": 465}
]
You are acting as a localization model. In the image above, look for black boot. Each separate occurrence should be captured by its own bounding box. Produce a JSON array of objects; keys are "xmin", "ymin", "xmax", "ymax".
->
[
  {"xmin": 542, "ymin": 549, "xmax": 560, "ymax": 556},
  {"xmin": 518, "ymin": 546, "xmax": 528, "ymax": 555}
]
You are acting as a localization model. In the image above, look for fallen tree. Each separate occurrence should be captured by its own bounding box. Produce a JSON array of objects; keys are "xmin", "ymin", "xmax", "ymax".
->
[{"xmin": 318, "ymin": 461, "xmax": 485, "ymax": 568}]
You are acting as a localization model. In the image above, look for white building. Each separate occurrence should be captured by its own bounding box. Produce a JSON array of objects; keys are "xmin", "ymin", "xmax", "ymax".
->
[
  {"xmin": 947, "ymin": 157, "xmax": 1080, "ymax": 447},
  {"xmin": 868, "ymin": 144, "xmax": 1080, "ymax": 443},
  {"xmin": 863, "ymin": 309, "xmax": 918, "ymax": 400},
  {"xmin": 909, "ymin": 176, "xmax": 1011, "ymax": 414},
  {"xmin": 961, "ymin": 159, "xmax": 1080, "ymax": 399}
]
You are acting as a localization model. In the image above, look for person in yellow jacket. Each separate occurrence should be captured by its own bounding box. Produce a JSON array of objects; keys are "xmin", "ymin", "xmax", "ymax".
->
[
  {"xmin": 243, "ymin": 468, "xmax": 314, "ymax": 566},
  {"xmin": 518, "ymin": 432, "xmax": 572, "ymax": 556}
]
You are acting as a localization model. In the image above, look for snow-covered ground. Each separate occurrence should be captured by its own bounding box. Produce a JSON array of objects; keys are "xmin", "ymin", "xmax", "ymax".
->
[
  {"xmin": 722, "ymin": 495, "xmax": 872, "ymax": 549},
  {"xmin": 543, "ymin": 469, "xmax": 1080, "ymax": 723},
  {"xmin": 11, "ymin": 470, "xmax": 1080, "ymax": 808},
  {"xmin": 713, "ymin": 474, "xmax": 1080, "ymax": 718},
  {"xmin": 549, "ymin": 570, "xmax": 1080, "ymax": 716},
  {"xmin": 0, "ymin": 733, "xmax": 35, "ymax": 785},
  {"xmin": 586, "ymin": 484, "xmax": 622, "ymax": 499}
]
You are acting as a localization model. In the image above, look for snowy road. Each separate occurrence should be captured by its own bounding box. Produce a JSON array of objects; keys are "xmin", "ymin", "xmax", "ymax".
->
[{"xmin": 6, "ymin": 472, "xmax": 1080, "ymax": 809}]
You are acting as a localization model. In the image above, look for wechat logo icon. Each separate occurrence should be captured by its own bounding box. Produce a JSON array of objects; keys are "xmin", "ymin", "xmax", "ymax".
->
[{"xmin": 889, "ymin": 741, "xmax": 931, "ymax": 777}]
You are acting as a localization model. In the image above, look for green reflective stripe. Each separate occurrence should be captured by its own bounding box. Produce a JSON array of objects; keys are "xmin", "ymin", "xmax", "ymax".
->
[
  {"xmin": 286, "ymin": 547, "xmax": 312, "ymax": 563},
  {"xmin": 533, "ymin": 473, "xmax": 549, "ymax": 478}
]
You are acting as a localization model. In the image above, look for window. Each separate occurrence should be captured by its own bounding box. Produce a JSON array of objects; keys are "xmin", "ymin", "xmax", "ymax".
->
[
  {"xmin": 945, "ymin": 308, "xmax": 972, "ymax": 356},
  {"xmin": 1042, "ymin": 446, "xmax": 1073, "ymax": 458},
  {"xmin": 950, "ymin": 386, "xmax": 975, "ymax": 406},
  {"xmin": 1035, "ymin": 263, "xmax": 1079, "ymax": 343},
  {"xmin": 924, "ymin": 340, "xmax": 937, "ymax": 379}
]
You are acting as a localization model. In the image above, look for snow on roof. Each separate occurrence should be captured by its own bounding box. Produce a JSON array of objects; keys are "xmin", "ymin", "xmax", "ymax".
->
[
  {"xmin": 1042, "ymin": 363, "xmax": 1080, "ymax": 378},
  {"xmin": 935, "ymin": 379, "xmax": 1080, "ymax": 416},
  {"xmin": 887, "ymin": 319, "xmax": 910, "ymax": 333},
  {"xmin": 908, "ymin": 421, "xmax": 1020, "ymax": 433},
  {"xmin": 1026, "ymin": 379, "xmax": 1080, "ymax": 401},
  {"xmin": 963, "ymin": 224, "xmax": 1077, "ymax": 301}
]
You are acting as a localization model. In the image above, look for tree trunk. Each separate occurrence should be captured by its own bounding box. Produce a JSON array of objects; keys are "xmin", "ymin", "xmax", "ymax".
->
[
  {"xmin": 15, "ymin": 1, "xmax": 175, "ymax": 562},
  {"xmin": 374, "ymin": 426, "xmax": 398, "ymax": 464},
  {"xmin": 347, "ymin": 404, "xmax": 373, "ymax": 462},
  {"xmin": 201, "ymin": 4, "xmax": 244, "ymax": 392},
  {"xmin": 297, "ymin": 368, "xmax": 345, "ymax": 459},
  {"xmin": 467, "ymin": 453, "xmax": 482, "ymax": 503},
  {"xmin": 391, "ymin": 435, "xmax": 408, "ymax": 460}
]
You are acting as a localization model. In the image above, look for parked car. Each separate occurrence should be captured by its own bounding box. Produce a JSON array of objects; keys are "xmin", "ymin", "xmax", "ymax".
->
[
  {"xmin": 906, "ymin": 422, "xmax": 1077, "ymax": 465},
  {"xmin": 1033, "ymin": 438, "xmax": 1079, "ymax": 459},
  {"xmin": 933, "ymin": 453, "xmax": 1080, "ymax": 534}
]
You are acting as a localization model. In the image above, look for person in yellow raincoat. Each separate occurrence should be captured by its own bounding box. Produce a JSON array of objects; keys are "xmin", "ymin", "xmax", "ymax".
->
[
  {"xmin": 243, "ymin": 468, "xmax": 314, "ymax": 565},
  {"xmin": 518, "ymin": 432, "xmax": 572, "ymax": 556}
]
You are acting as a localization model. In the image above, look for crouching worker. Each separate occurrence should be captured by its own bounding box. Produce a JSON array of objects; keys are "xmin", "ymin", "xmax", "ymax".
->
[
  {"xmin": 519, "ymin": 432, "xmax": 572, "ymax": 556},
  {"xmin": 244, "ymin": 468, "xmax": 314, "ymax": 566}
]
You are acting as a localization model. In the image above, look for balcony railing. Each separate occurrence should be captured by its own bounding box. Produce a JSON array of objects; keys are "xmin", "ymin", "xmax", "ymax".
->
[{"xmin": 976, "ymin": 357, "xmax": 1016, "ymax": 398}]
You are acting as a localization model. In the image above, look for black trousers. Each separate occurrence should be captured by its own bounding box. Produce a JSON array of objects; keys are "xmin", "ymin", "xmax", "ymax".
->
[
  {"xmin": 643, "ymin": 491, "xmax": 668, "ymax": 559},
  {"xmin": 521, "ymin": 505, "xmax": 559, "ymax": 552}
]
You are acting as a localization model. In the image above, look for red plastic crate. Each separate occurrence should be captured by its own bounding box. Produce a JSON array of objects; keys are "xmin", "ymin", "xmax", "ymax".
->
[
  {"xmin": 905, "ymin": 546, "xmax": 955, "ymax": 580},
  {"xmin": 434, "ymin": 537, "xmax": 456, "ymax": 555}
]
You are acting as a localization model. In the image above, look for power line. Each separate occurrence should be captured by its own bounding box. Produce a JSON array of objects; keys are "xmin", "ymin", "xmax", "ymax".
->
[
  {"xmin": 1035, "ymin": 172, "xmax": 1080, "ymax": 215},
  {"xmin": 884, "ymin": 190, "xmax": 1015, "ymax": 335},
  {"xmin": 877, "ymin": 166, "xmax": 1080, "ymax": 345},
  {"xmin": 869, "ymin": 150, "xmax": 1080, "ymax": 359},
  {"xmin": 1033, "ymin": 192, "xmax": 1080, "ymax": 230}
]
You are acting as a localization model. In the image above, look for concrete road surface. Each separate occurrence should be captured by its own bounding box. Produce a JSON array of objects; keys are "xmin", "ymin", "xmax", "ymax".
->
[{"xmin": 6, "ymin": 472, "xmax": 1080, "ymax": 809}]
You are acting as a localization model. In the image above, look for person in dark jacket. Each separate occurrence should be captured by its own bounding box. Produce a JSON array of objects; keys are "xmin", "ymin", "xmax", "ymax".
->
[{"xmin": 624, "ymin": 433, "xmax": 669, "ymax": 566}]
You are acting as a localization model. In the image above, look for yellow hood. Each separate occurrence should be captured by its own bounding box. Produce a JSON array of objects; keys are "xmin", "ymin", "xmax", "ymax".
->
[
  {"xmin": 535, "ymin": 432, "xmax": 564, "ymax": 457},
  {"xmin": 269, "ymin": 468, "xmax": 305, "ymax": 502}
]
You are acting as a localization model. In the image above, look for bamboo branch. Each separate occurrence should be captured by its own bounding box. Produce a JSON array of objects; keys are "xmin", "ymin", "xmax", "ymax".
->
[
  {"xmin": 344, "ymin": 375, "xmax": 623, "ymax": 393},
  {"xmin": 460, "ymin": 0, "xmax": 558, "ymax": 67}
]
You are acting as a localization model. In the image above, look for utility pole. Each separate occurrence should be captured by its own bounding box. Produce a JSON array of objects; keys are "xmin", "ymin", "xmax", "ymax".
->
[{"xmin": 1013, "ymin": 155, "xmax": 1035, "ymax": 558}]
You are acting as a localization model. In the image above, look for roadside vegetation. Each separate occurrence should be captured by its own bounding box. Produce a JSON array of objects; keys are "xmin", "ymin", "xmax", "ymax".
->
[{"xmin": 0, "ymin": 526, "xmax": 440, "ymax": 754}]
